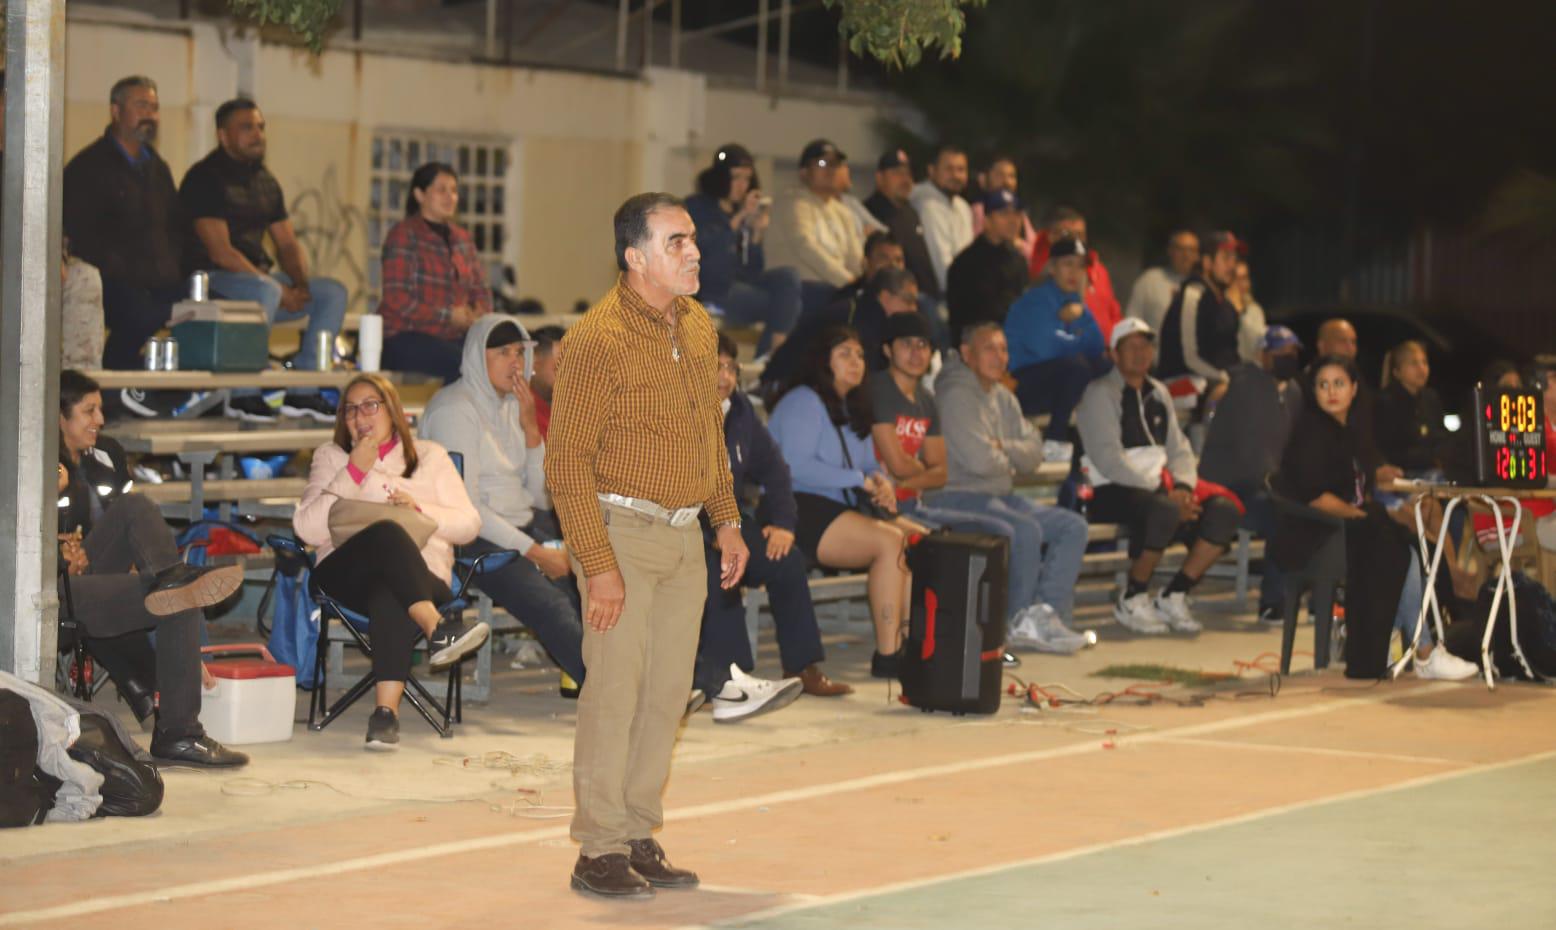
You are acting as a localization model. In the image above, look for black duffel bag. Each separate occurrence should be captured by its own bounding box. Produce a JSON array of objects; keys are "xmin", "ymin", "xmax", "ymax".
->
[
  {"xmin": 0, "ymin": 689, "xmax": 62, "ymax": 828},
  {"xmin": 66, "ymin": 704, "xmax": 164, "ymax": 818},
  {"xmin": 1443, "ymin": 570, "xmax": 1556, "ymax": 681}
]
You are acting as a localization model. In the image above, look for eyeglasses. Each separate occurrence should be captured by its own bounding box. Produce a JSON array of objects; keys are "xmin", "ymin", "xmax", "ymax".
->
[
  {"xmin": 341, "ymin": 399, "xmax": 383, "ymax": 419},
  {"xmin": 717, "ymin": 360, "xmax": 741, "ymax": 377}
]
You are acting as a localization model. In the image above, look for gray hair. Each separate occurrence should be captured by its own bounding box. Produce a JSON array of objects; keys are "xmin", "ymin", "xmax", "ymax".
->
[
  {"xmin": 613, "ymin": 192, "xmax": 685, "ymax": 272},
  {"xmin": 110, "ymin": 75, "xmax": 157, "ymax": 107}
]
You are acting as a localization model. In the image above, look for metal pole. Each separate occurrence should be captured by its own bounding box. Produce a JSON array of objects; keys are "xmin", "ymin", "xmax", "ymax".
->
[
  {"xmin": 778, "ymin": 0, "xmax": 791, "ymax": 90},
  {"xmin": 837, "ymin": 38, "xmax": 849, "ymax": 93},
  {"xmin": 485, "ymin": 0, "xmax": 499, "ymax": 59},
  {"xmin": 615, "ymin": 0, "xmax": 630, "ymax": 72},
  {"xmin": 670, "ymin": 0, "xmax": 681, "ymax": 69},
  {"xmin": 642, "ymin": 0, "xmax": 653, "ymax": 69},
  {"xmin": 1, "ymin": 0, "xmax": 65, "ymax": 683},
  {"xmin": 353, "ymin": 0, "xmax": 363, "ymax": 42},
  {"xmin": 756, "ymin": 0, "xmax": 769, "ymax": 91}
]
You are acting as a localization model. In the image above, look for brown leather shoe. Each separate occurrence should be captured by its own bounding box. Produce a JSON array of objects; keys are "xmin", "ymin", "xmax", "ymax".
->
[
  {"xmin": 626, "ymin": 838, "xmax": 699, "ymax": 888},
  {"xmin": 787, "ymin": 663, "xmax": 854, "ymax": 697},
  {"xmin": 570, "ymin": 853, "xmax": 654, "ymax": 899}
]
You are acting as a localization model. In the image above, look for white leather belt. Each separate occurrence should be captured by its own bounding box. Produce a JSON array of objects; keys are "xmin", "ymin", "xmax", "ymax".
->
[{"xmin": 597, "ymin": 493, "xmax": 701, "ymax": 528}]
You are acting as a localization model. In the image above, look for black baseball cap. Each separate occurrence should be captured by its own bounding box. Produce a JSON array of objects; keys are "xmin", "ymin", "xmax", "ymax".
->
[
  {"xmin": 800, "ymin": 139, "xmax": 847, "ymax": 168},
  {"xmin": 1049, "ymin": 236, "xmax": 1087, "ymax": 261},
  {"xmin": 877, "ymin": 148, "xmax": 911, "ymax": 171},
  {"xmin": 980, "ymin": 189, "xmax": 1023, "ymax": 215},
  {"xmin": 882, "ymin": 311, "xmax": 933, "ymax": 345}
]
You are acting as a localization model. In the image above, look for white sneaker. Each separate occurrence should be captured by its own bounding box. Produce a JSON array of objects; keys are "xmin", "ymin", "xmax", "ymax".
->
[
  {"xmin": 712, "ymin": 664, "xmax": 803, "ymax": 723},
  {"xmin": 1009, "ymin": 604, "xmax": 1087, "ymax": 654},
  {"xmin": 1042, "ymin": 439, "xmax": 1074, "ymax": 463},
  {"xmin": 1114, "ymin": 592, "xmax": 1171, "ymax": 634},
  {"xmin": 1413, "ymin": 647, "xmax": 1479, "ymax": 681},
  {"xmin": 1153, "ymin": 591, "xmax": 1203, "ymax": 634}
]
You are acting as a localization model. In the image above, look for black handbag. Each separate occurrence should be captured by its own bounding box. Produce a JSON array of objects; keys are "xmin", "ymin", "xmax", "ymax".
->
[{"xmin": 832, "ymin": 422, "xmax": 890, "ymax": 520}]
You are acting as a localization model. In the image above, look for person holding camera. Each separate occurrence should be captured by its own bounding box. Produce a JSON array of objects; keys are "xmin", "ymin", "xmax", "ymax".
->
[
  {"xmin": 685, "ymin": 143, "xmax": 802, "ymax": 355},
  {"xmin": 767, "ymin": 325, "xmax": 915, "ymax": 679}
]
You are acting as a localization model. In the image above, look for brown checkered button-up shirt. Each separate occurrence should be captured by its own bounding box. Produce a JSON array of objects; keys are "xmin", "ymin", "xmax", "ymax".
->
[{"xmin": 544, "ymin": 277, "xmax": 740, "ymax": 576}]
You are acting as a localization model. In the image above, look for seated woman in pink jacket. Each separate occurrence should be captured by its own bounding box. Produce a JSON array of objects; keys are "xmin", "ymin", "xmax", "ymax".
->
[{"xmin": 293, "ymin": 372, "xmax": 487, "ymax": 750}]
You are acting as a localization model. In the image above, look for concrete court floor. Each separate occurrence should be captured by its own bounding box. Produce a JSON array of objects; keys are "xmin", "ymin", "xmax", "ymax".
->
[{"xmin": 4, "ymin": 584, "xmax": 1556, "ymax": 929}]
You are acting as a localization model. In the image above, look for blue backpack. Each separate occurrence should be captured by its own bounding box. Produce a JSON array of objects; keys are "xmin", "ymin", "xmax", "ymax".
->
[{"xmin": 261, "ymin": 536, "xmax": 322, "ymax": 689}]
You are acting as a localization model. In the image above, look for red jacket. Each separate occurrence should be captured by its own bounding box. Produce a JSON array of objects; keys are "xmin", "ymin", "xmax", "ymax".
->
[
  {"xmin": 1028, "ymin": 230, "xmax": 1121, "ymax": 343},
  {"xmin": 377, "ymin": 215, "xmax": 492, "ymax": 340}
]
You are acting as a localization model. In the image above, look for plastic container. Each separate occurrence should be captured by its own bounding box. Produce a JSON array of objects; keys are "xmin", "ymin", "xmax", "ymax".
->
[{"xmin": 199, "ymin": 645, "xmax": 296, "ymax": 745}]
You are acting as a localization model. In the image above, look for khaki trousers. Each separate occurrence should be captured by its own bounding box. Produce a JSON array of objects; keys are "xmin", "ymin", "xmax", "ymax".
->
[{"xmin": 570, "ymin": 504, "xmax": 708, "ymax": 857}]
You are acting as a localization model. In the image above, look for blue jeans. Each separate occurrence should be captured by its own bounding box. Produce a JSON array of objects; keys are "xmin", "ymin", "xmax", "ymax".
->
[
  {"xmin": 1012, "ymin": 354, "xmax": 1109, "ymax": 442},
  {"xmin": 207, "ymin": 269, "xmax": 348, "ymax": 396},
  {"xmin": 910, "ymin": 492, "xmax": 1089, "ymax": 622},
  {"xmin": 383, "ymin": 331, "xmax": 464, "ymax": 383},
  {"xmin": 719, "ymin": 267, "xmax": 803, "ymax": 356},
  {"xmin": 695, "ymin": 519, "xmax": 826, "ymax": 695},
  {"xmin": 1393, "ymin": 556, "xmax": 1430, "ymax": 647},
  {"xmin": 465, "ymin": 513, "xmax": 585, "ymax": 682}
]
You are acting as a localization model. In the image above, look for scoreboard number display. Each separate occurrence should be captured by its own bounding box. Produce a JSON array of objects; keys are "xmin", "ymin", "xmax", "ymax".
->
[{"xmin": 1472, "ymin": 384, "xmax": 1547, "ymax": 488}]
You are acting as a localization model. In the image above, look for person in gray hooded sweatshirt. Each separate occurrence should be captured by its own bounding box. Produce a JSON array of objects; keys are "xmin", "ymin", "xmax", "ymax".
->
[
  {"xmin": 931, "ymin": 320, "xmax": 1091, "ymax": 651},
  {"xmin": 420, "ymin": 314, "xmax": 585, "ymax": 685}
]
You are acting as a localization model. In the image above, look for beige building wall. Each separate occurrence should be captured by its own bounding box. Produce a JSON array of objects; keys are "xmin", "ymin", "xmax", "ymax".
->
[{"xmin": 61, "ymin": 16, "xmax": 913, "ymax": 316}]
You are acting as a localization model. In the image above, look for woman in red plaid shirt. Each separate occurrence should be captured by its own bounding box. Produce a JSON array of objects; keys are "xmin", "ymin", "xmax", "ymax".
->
[{"xmin": 377, "ymin": 162, "xmax": 492, "ymax": 381}]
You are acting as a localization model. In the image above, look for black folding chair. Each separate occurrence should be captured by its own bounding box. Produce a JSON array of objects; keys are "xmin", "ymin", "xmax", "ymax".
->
[{"xmin": 1267, "ymin": 475, "xmax": 1347, "ymax": 675}]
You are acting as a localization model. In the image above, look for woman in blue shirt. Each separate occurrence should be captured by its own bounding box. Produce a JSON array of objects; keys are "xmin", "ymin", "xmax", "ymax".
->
[
  {"xmin": 685, "ymin": 144, "xmax": 802, "ymax": 355},
  {"xmin": 768, "ymin": 326, "xmax": 914, "ymax": 677}
]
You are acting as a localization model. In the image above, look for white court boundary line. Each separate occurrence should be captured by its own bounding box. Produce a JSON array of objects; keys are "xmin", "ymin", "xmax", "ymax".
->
[
  {"xmin": 685, "ymin": 747, "xmax": 1556, "ymax": 930},
  {"xmin": 0, "ymin": 680, "xmax": 1488, "ymax": 926},
  {"xmin": 1155, "ymin": 735, "xmax": 1463, "ymax": 767}
]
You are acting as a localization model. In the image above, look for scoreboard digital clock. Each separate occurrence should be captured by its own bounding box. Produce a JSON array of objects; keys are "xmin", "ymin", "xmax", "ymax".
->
[{"xmin": 1472, "ymin": 384, "xmax": 1547, "ymax": 488}]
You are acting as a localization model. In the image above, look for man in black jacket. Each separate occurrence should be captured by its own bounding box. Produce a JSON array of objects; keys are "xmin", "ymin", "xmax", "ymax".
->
[
  {"xmin": 63, "ymin": 76, "xmax": 185, "ymax": 373},
  {"xmin": 1156, "ymin": 230, "xmax": 1244, "ymax": 400},
  {"xmin": 863, "ymin": 149, "xmax": 939, "ymax": 301},
  {"xmin": 946, "ymin": 190, "xmax": 1030, "ymax": 347},
  {"xmin": 696, "ymin": 335, "xmax": 845, "ymax": 721}
]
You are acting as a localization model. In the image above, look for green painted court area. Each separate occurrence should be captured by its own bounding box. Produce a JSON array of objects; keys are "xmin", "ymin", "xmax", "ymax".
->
[{"xmin": 723, "ymin": 754, "xmax": 1556, "ymax": 930}]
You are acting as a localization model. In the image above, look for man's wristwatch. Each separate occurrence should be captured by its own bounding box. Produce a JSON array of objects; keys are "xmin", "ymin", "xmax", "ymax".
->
[{"xmin": 714, "ymin": 519, "xmax": 742, "ymax": 531}]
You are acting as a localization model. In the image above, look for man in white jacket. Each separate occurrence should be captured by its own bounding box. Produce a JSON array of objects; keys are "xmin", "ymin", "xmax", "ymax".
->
[
  {"xmin": 420, "ymin": 314, "xmax": 585, "ymax": 686},
  {"xmin": 909, "ymin": 144, "xmax": 974, "ymax": 294},
  {"xmin": 765, "ymin": 139, "xmax": 865, "ymax": 298}
]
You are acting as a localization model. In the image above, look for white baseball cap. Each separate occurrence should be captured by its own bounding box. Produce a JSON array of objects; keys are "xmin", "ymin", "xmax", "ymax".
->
[{"xmin": 1110, "ymin": 317, "xmax": 1156, "ymax": 351}]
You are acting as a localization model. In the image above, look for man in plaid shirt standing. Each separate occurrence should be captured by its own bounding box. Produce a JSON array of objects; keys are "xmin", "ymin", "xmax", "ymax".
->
[{"xmin": 546, "ymin": 192, "xmax": 749, "ymax": 900}]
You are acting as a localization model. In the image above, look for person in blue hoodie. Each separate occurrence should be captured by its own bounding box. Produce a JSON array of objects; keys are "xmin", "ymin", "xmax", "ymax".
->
[{"xmin": 1004, "ymin": 236, "xmax": 1108, "ymax": 439}]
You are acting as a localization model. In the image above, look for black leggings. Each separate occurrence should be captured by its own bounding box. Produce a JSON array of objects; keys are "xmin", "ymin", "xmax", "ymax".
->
[
  {"xmin": 310, "ymin": 521, "xmax": 453, "ymax": 684},
  {"xmin": 1090, "ymin": 484, "xmax": 1241, "ymax": 560}
]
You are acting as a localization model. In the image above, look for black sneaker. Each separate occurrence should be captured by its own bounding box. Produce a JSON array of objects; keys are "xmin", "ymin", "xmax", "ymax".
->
[
  {"xmin": 224, "ymin": 395, "xmax": 278, "ymax": 423},
  {"xmin": 149, "ymin": 733, "xmax": 249, "ymax": 768},
  {"xmin": 120, "ymin": 388, "xmax": 190, "ymax": 419},
  {"xmin": 1002, "ymin": 651, "xmax": 1023, "ymax": 669},
  {"xmin": 365, "ymin": 706, "xmax": 400, "ymax": 751},
  {"xmin": 1258, "ymin": 606, "xmax": 1284, "ymax": 626},
  {"xmin": 280, "ymin": 392, "xmax": 336, "ymax": 423},
  {"xmin": 426, "ymin": 619, "xmax": 491, "ymax": 671}
]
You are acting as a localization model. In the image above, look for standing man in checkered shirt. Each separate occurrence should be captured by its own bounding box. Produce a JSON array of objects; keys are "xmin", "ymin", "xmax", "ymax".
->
[{"xmin": 546, "ymin": 192, "xmax": 750, "ymax": 900}]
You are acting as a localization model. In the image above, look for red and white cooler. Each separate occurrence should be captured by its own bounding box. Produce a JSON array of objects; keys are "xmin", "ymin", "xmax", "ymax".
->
[{"xmin": 199, "ymin": 644, "xmax": 296, "ymax": 745}]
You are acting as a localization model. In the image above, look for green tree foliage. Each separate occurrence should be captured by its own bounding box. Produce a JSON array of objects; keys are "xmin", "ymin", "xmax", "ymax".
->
[
  {"xmin": 823, "ymin": 0, "xmax": 987, "ymax": 69},
  {"xmin": 226, "ymin": 0, "xmax": 341, "ymax": 53}
]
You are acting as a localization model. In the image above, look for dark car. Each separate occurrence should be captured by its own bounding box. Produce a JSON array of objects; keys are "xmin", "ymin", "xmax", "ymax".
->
[{"xmin": 1270, "ymin": 306, "xmax": 1524, "ymax": 432}]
